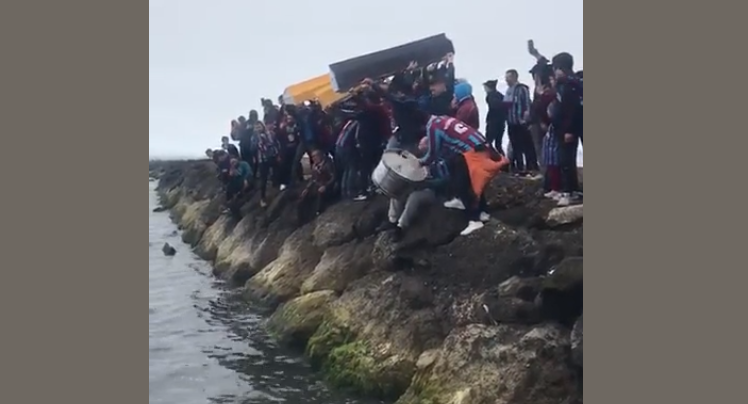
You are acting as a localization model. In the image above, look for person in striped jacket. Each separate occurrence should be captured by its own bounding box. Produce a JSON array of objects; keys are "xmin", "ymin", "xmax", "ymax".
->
[
  {"xmin": 418, "ymin": 115, "xmax": 509, "ymax": 236},
  {"xmin": 503, "ymin": 69, "xmax": 539, "ymax": 177}
]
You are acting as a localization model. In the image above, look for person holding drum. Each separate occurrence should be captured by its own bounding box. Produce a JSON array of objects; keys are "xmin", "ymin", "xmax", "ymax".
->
[
  {"xmin": 418, "ymin": 115, "xmax": 510, "ymax": 236},
  {"xmin": 378, "ymin": 138, "xmax": 450, "ymax": 242}
]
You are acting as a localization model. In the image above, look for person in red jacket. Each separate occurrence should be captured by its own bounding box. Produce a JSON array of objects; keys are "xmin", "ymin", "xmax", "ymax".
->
[{"xmin": 452, "ymin": 81, "xmax": 480, "ymax": 130}]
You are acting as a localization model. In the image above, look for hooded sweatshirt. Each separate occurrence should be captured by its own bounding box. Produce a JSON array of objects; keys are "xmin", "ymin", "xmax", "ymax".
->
[{"xmin": 453, "ymin": 82, "xmax": 480, "ymax": 130}]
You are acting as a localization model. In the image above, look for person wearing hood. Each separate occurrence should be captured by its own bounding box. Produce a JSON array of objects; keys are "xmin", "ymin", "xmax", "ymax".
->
[
  {"xmin": 453, "ymin": 81, "xmax": 480, "ymax": 130},
  {"xmin": 483, "ymin": 80, "xmax": 507, "ymax": 154}
]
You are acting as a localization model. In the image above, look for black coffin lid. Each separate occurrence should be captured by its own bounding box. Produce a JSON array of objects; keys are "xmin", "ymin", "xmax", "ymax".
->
[{"xmin": 329, "ymin": 33, "xmax": 455, "ymax": 92}]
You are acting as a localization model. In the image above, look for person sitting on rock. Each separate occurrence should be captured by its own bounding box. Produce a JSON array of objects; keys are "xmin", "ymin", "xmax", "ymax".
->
[
  {"xmin": 379, "ymin": 136, "xmax": 450, "ymax": 242},
  {"xmin": 227, "ymin": 158, "xmax": 252, "ymax": 199},
  {"xmin": 300, "ymin": 148, "xmax": 336, "ymax": 217},
  {"xmin": 418, "ymin": 114, "xmax": 509, "ymax": 236}
]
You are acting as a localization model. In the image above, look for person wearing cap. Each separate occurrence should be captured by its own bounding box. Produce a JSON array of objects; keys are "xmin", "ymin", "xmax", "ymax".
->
[{"xmin": 483, "ymin": 79, "xmax": 507, "ymax": 155}]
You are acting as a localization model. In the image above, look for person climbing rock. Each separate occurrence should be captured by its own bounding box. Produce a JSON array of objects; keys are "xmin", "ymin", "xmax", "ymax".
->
[{"xmin": 418, "ymin": 114, "xmax": 509, "ymax": 236}]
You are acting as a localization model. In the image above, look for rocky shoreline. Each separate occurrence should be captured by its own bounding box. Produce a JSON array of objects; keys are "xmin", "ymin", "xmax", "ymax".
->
[{"xmin": 154, "ymin": 159, "xmax": 584, "ymax": 404}]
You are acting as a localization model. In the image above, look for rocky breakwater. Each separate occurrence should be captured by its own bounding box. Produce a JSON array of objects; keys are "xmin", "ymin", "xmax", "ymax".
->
[{"xmin": 155, "ymin": 159, "xmax": 584, "ymax": 404}]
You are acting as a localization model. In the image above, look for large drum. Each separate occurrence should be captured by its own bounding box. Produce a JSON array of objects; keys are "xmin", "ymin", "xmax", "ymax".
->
[{"xmin": 371, "ymin": 150, "xmax": 428, "ymax": 199}]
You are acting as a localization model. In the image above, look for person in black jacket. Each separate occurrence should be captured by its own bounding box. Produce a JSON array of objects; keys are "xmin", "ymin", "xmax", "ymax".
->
[{"xmin": 483, "ymin": 79, "xmax": 507, "ymax": 154}]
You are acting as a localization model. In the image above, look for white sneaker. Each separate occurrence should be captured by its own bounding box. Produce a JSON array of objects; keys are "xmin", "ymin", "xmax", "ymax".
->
[
  {"xmin": 353, "ymin": 194, "xmax": 368, "ymax": 201},
  {"xmin": 557, "ymin": 193, "xmax": 581, "ymax": 207},
  {"xmin": 444, "ymin": 198, "xmax": 466, "ymax": 210},
  {"xmin": 280, "ymin": 184, "xmax": 287, "ymax": 191},
  {"xmin": 544, "ymin": 191, "xmax": 561, "ymax": 200},
  {"xmin": 460, "ymin": 221, "xmax": 484, "ymax": 236},
  {"xmin": 479, "ymin": 212, "xmax": 491, "ymax": 222}
]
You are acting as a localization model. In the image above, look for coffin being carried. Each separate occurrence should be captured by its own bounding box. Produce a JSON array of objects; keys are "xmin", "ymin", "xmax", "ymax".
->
[{"xmin": 328, "ymin": 33, "xmax": 455, "ymax": 93}]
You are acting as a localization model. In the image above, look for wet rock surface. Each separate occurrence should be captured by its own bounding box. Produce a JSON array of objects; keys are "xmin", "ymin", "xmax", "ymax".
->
[{"xmin": 155, "ymin": 160, "xmax": 584, "ymax": 404}]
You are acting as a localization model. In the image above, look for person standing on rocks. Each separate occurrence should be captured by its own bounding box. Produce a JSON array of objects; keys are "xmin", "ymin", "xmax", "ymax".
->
[
  {"xmin": 334, "ymin": 118, "xmax": 363, "ymax": 200},
  {"xmin": 253, "ymin": 121, "xmax": 281, "ymax": 208},
  {"xmin": 241, "ymin": 111, "xmax": 261, "ymax": 179},
  {"xmin": 452, "ymin": 81, "xmax": 480, "ymax": 131},
  {"xmin": 275, "ymin": 109, "xmax": 303, "ymax": 190},
  {"xmin": 483, "ymin": 79, "xmax": 507, "ymax": 155},
  {"xmin": 549, "ymin": 52, "xmax": 583, "ymax": 206},
  {"xmin": 504, "ymin": 69, "xmax": 539, "ymax": 177}
]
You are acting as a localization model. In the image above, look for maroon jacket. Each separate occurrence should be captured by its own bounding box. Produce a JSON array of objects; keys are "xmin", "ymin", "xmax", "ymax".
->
[
  {"xmin": 455, "ymin": 97, "xmax": 480, "ymax": 130},
  {"xmin": 532, "ymin": 89, "xmax": 556, "ymax": 127}
]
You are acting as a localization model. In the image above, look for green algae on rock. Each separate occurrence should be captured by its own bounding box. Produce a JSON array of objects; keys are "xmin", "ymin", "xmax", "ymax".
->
[
  {"xmin": 396, "ymin": 324, "xmax": 579, "ymax": 404},
  {"xmin": 267, "ymin": 290, "xmax": 337, "ymax": 347}
]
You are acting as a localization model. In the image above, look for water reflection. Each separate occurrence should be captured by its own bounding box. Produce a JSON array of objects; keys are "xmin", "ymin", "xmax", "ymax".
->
[{"xmin": 149, "ymin": 183, "xmax": 383, "ymax": 404}]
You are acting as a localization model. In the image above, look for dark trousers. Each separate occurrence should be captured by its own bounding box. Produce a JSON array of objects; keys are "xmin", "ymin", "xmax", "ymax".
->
[
  {"xmin": 291, "ymin": 142, "xmax": 312, "ymax": 182},
  {"xmin": 485, "ymin": 121, "xmax": 506, "ymax": 155},
  {"xmin": 297, "ymin": 185, "xmax": 335, "ymax": 224},
  {"xmin": 240, "ymin": 145, "xmax": 258, "ymax": 179},
  {"xmin": 258, "ymin": 160, "xmax": 279, "ymax": 200},
  {"xmin": 358, "ymin": 144, "xmax": 381, "ymax": 194},
  {"xmin": 446, "ymin": 153, "xmax": 488, "ymax": 222},
  {"xmin": 336, "ymin": 145, "xmax": 361, "ymax": 198},
  {"xmin": 507, "ymin": 124, "xmax": 539, "ymax": 172},
  {"xmin": 278, "ymin": 147, "xmax": 302, "ymax": 186},
  {"xmin": 225, "ymin": 178, "xmax": 244, "ymax": 201},
  {"xmin": 559, "ymin": 138, "xmax": 580, "ymax": 193}
]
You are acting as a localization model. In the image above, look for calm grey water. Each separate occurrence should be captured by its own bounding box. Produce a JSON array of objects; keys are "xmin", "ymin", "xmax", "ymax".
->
[{"xmin": 149, "ymin": 182, "xmax": 382, "ymax": 404}]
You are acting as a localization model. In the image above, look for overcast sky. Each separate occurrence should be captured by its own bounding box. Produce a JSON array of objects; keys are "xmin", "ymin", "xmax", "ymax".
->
[{"xmin": 149, "ymin": 0, "xmax": 583, "ymax": 160}]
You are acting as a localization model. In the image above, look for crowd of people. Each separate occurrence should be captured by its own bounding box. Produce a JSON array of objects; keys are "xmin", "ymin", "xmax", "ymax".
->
[{"xmin": 204, "ymin": 40, "xmax": 583, "ymax": 238}]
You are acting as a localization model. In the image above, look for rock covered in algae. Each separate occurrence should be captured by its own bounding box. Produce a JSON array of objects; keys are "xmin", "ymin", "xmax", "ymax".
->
[
  {"xmin": 304, "ymin": 272, "xmax": 445, "ymax": 400},
  {"xmin": 267, "ymin": 290, "xmax": 337, "ymax": 347},
  {"xmin": 396, "ymin": 323, "xmax": 579, "ymax": 404}
]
